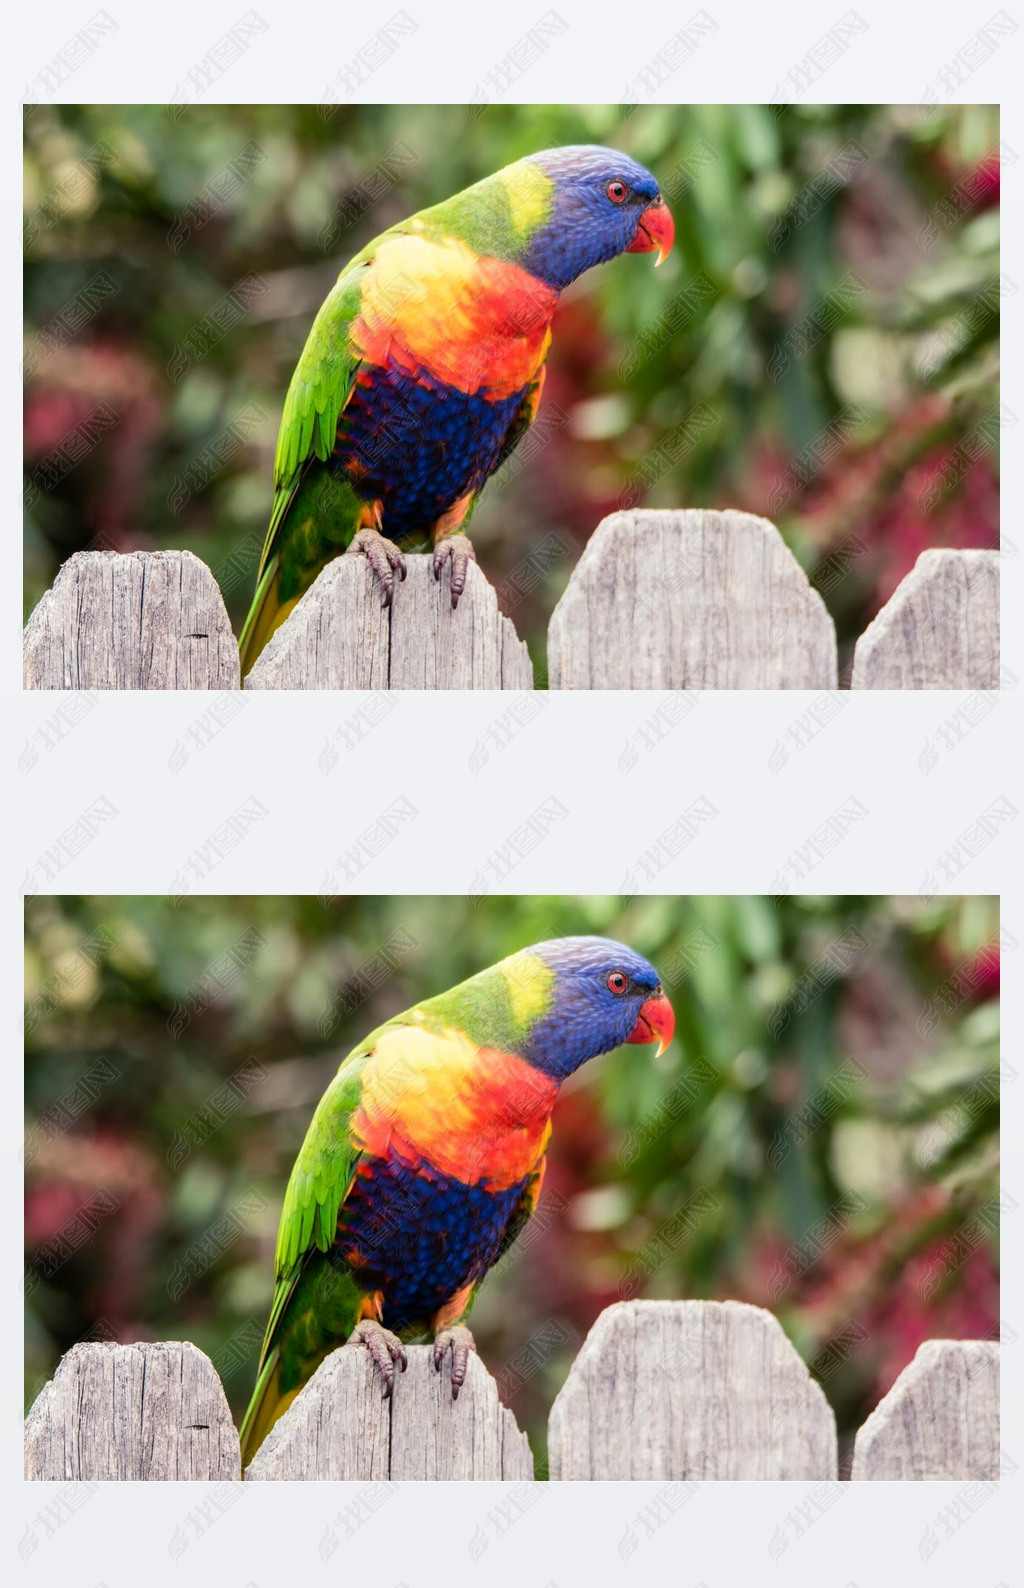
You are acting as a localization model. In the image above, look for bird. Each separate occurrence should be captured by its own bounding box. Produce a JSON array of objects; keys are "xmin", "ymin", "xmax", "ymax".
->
[
  {"xmin": 238, "ymin": 935, "xmax": 674, "ymax": 1464},
  {"xmin": 237, "ymin": 145, "xmax": 674, "ymax": 670}
]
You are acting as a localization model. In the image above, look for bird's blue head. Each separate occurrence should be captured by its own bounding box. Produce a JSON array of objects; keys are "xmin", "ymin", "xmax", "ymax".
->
[
  {"xmin": 519, "ymin": 935, "xmax": 675, "ymax": 1081},
  {"xmin": 511, "ymin": 145, "xmax": 675, "ymax": 291}
]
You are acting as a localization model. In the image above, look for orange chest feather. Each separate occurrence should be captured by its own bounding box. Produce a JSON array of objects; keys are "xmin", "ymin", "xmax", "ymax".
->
[
  {"xmin": 351, "ymin": 232, "xmax": 557, "ymax": 400},
  {"xmin": 350, "ymin": 1023, "xmax": 557, "ymax": 1192}
]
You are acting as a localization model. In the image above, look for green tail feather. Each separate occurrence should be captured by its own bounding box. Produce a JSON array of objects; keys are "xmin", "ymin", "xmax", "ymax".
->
[
  {"xmin": 237, "ymin": 557, "xmax": 283, "ymax": 676},
  {"xmin": 238, "ymin": 465, "xmax": 366, "ymax": 674},
  {"xmin": 239, "ymin": 1348, "xmax": 287, "ymax": 1468},
  {"xmin": 239, "ymin": 1251, "xmax": 366, "ymax": 1465}
]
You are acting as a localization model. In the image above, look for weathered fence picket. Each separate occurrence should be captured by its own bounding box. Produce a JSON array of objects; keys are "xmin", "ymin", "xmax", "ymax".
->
[
  {"xmin": 547, "ymin": 1299, "xmax": 837, "ymax": 1480},
  {"xmin": 246, "ymin": 1344, "xmax": 532, "ymax": 1480},
  {"xmin": 851, "ymin": 1339, "xmax": 1000, "ymax": 1480},
  {"xmin": 23, "ymin": 549, "xmax": 240, "ymax": 690},
  {"xmin": 548, "ymin": 509, "xmax": 838, "ymax": 690},
  {"xmin": 24, "ymin": 1304, "xmax": 999, "ymax": 1483},
  {"xmin": 23, "ymin": 1340, "xmax": 239, "ymax": 1481},
  {"xmin": 851, "ymin": 548, "xmax": 1000, "ymax": 690},
  {"xmin": 244, "ymin": 555, "xmax": 533, "ymax": 690},
  {"xmin": 23, "ymin": 520, "xmax": 999, "ymax": 690}
]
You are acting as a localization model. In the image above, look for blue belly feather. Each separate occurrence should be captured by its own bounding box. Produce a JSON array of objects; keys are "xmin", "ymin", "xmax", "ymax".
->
[
  {"xmin": 335, "ymin": 363, "xmax": 529, "ymax": 542},
  {"xmin": 337, "ymin": 1155, "xmax": 527, "ymax": 1333}
]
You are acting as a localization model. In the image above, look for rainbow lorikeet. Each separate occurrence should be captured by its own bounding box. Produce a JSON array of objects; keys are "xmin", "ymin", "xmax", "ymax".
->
[
  {"xmin": 238, "ymin": 936, "xmax": 674, "ymax": 1464},
  {"xmin": 237, "ymin": 146, "xmax": 674, "ymax": 669}
]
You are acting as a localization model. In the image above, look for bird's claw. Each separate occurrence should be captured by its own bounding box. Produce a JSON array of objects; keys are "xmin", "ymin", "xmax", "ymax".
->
[
  {"xmin": 432, "ymin": 1324, "xmax": 476, "ymax": 1400},
  {"xmin": 346, "ymin": 527, "xmax": 407, "ymax": 608},
  {"xmin": 432, "ymin": 534, "xmax": 476, "ymax": 610},
  {"xmin": 348, "ymin": 1318, "xmax": 408, "ymax": 1399}
]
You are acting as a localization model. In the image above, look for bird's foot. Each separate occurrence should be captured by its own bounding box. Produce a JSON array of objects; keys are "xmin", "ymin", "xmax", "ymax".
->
[
  {"xmin": 432, "ymin": 1324, "xmax": 476, "ymax": 1400},
  {"xmin": 346, "ymin": 527, "xmax": 407, "ymax": 608},
  {"xmin": 431, "ymin": 533, "xmax": 476, "ymax": 610},
  {"xmin": 348, "ymin": 1318, "xmax": 408, "ymax": 1398}
]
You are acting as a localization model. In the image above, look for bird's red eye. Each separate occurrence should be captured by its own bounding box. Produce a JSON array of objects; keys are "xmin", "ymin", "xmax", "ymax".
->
[
  {"xmin": 607, "ymin": 180, "xmax": 627, "ymax": 203},
  {"xmin": 607, "ymin": 971, "xmax": 628, "ymax": 994}
]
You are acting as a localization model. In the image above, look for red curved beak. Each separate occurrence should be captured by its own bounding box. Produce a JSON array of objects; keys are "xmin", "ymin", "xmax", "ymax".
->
[
  {"xmin": 627, "ymin": 197, "xmax": 674, "ymax": 266},
  {"xmin": 627, "ymin": 991, "xmax": 675, "ymax": 1056}
]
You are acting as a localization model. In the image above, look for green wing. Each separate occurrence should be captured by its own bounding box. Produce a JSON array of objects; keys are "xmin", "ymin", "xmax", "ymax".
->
[
  {"xmin": 258, "ymin": 1048, "xmax": 370, "ymax": 1366},
  {"xmin": 239, "ymin": 1046, "xmax": 371, "ymax": 1462},
  {"xmin": 264, "ymin": 262, "xmax": 367, "ymax": 577},
  {"xmin": 237, "ymin": 260, "xmax": 370, "ymax": 669}
]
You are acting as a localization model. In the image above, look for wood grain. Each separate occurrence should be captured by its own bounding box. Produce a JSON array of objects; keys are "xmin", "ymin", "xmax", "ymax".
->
[
  {"xmin": 547, "ymin": 1300, "xmax": 837, "ymax": 1480},
  {"xmin": 23, "ymin": 550, "xmax": 240, "ymax": 690},
  {"xmin": 852, "ymin": 549, "xmax": 999, "ymax": 689},
  {"xmin": 244, "ymin": 1343, "xmax": 533, "ymax": 1480},
  {"xmin": 24, "ymin": 1341, "xmax": 240, "ymax": 1480},
  {"xmin": 26, "ymin": 1327, "xmax": 999, "ymax": 1482},
  {"xmin": 547, "ymin": 509, "xmax": 838, "ymax": 689},
  {"xmin": 851, "ymin": 1339, "xmax": 999, "ymax": 1479},
  {"xmin": 243, "ymin": 555, "xmax": 533, "ymax": 690}
]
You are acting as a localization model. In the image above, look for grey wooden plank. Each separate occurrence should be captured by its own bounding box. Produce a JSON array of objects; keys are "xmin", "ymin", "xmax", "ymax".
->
[
  {"xmin": 547, "ymin": 1300, "xmax": 837, "ymax": 1480},
  {"xmin": 852, "ymin": 549, "xmax": 999, "ymax": 689},
  {"xmin": 244, "ymin": 1343, "xmax": 533, "ymax": 1480},
  {"xmin": 24, "ymin": 1341, "xmax": 240, "ymax": 1480},
  {"xmin": 23, "ymin": 550, "xmax": 240, "ymax": 690},
  {"xmin": 851, "ymin": 1340, "xmax": 999, "ymax": 1479},
  {"xmin": 547, "ymin": 509, "xmax": 837, "ymax": 689},
  {"xmin": 243, "ymin": 556, "xmax": 533, "ymax": 690}
]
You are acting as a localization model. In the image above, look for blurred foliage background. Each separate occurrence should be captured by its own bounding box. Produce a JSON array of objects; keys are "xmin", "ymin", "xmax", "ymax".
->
[
  {"xmin": 25, "ymin": 894, "xmax": 1000, "ymax": 1473},
  {"xmin": 24, "ymin": 104, "xmax": 1000, "ymax": 679}
]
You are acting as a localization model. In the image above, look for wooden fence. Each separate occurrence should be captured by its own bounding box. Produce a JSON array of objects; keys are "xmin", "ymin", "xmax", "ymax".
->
[
  {"xmin": 23, "ymin": 511, "xmax": 1000, "ymax": 690},
  {"xmin": 24, "ymin": 1300, "xmax": 999, "ymax": 1482}
]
